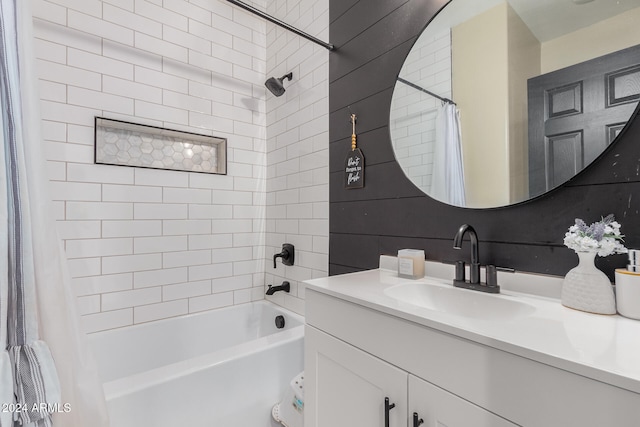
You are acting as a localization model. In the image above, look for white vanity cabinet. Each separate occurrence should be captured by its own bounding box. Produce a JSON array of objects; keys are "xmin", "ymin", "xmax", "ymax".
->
[
  {"xmin": 306, "ymin": 324, "xmax": 518, "ymax": 427},
  {"xmin": 304, "ymin": 285, "xmax": 640, "ymax": 427},
  {"xmin": 305, "ymin": 326, "xmax": 407, "ymax": 427}
]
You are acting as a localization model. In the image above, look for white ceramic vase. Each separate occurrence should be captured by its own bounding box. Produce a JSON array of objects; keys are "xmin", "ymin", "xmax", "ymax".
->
[{"xmin": 561, "ymin": 251, "xmax": 616, "ymax": 314}]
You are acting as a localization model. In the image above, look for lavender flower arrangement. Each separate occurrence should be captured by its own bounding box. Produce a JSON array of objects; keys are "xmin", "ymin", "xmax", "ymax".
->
[{"xmin": 563, "ymin": 214, "xmax": 627, "ymax": 257}]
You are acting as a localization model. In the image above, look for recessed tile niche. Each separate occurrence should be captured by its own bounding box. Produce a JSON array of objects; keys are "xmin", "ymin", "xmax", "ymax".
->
[{"xmin": 94, "ymin": 117, "xmax": 227, "ymax": 175}]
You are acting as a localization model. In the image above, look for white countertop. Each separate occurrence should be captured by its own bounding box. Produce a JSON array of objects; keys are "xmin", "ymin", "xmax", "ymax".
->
[{"xmin": 304, "ymin": 266, "xmax": 640, "ymax": 394}]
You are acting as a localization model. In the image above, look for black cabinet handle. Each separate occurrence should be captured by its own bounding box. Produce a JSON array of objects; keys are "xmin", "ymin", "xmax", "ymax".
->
[
  {"xmin": 384, "ymin": 397, "xmax": 396, "ymax": 427},
  {"xmin": 413, "ymin": 412, "xmax": 424, "ymax": 427}
]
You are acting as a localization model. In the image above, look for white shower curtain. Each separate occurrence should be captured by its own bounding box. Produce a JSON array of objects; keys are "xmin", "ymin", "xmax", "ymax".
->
[
  {"xmin": 431, "ymin": 103, "xmax": 466, "ymax": 207},
  {"xmin": 1, "ymin": 1, "xmax": 110, "ymax": 426}
]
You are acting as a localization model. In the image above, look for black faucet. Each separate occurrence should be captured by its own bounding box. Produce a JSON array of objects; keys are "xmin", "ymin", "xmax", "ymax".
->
[
  {"xmin": 453, "ymin": 224, "xmax": 500, "ymax": 293},
  {"xmin": 453, "ymin": 224, "xmax": 480, "ymax": 284},
  {"xmin": 266, "ymin": 281, "xmax": 290, "ymax": 295}
]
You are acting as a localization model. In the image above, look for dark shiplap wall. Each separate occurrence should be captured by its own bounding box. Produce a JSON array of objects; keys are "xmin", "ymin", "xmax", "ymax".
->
[{"xmin": 328, "ymin": 0, "xmax": 640, "ymax": 279}]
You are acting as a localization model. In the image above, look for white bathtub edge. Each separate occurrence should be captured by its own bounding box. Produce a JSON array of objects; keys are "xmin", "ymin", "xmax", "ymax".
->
[{"xmin": 103, "ymin": 324, "xmax": 304, "ymax": 401}]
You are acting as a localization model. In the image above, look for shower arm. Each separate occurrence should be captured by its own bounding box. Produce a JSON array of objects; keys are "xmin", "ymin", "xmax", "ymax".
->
[{"xmin": 225, "ymin": 0, "xmax": 335, "ymax": 51}]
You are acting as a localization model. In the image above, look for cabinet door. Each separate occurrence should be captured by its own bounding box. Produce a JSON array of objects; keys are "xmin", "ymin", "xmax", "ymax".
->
[
  {"xmin": 409, "ymin": 375, "xmax": 517, "ymax": 427},
  {"xmin": 305, "ymin": 326, "xmax": 408, "ymax": 427}
]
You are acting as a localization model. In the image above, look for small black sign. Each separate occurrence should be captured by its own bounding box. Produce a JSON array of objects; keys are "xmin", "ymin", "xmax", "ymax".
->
[{"xmin": 345, "ymin": 148, "xmax": 364, "ymax": 189}]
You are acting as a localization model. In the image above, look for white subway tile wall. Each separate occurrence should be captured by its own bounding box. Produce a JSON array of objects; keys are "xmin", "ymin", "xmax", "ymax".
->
[
  {"xmin": 36, "ymin": 0, "xmax": 328, "ymax": 332},
  {"xmin": 34, "ymin": 0, "xmax": 299, "ymax": 334},
  {"xmin": 389, "ymin": 29, "xmax": 452, "ymax": 191},
  {"xmin": 264, "ymin": 0, "xmax": 329, "ymax": 314}
]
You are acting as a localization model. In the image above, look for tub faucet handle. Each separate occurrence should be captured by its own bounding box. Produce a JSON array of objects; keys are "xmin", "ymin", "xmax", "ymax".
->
[{"xmin": 273, "ymin": 243, "xmax": 295, "ymax": 268}]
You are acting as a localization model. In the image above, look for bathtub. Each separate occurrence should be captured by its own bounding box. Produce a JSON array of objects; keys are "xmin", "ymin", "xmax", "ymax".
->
[{"xmin": 89, "ymin": 301, "xmax": 304, "ymax": 427}]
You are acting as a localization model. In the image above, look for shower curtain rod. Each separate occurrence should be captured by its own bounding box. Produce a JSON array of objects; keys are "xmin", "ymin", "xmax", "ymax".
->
[
  {"xmin": 398, "ymin": 77, "xmax": 456, "ymax": 105},
  {"xmin": 225, "ymin": 0, "xmax": 335, "ymax": 51}
]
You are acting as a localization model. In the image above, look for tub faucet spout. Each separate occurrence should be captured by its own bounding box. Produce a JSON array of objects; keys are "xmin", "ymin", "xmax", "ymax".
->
[{"xmin": 266, "ymin": 281, "xmax": 290, "ymax": 295}]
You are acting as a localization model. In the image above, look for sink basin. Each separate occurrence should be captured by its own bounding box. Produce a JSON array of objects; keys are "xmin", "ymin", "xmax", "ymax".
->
[{"xmin": 384, "ymin": 282, "xmax": 536, "ymax": 321}]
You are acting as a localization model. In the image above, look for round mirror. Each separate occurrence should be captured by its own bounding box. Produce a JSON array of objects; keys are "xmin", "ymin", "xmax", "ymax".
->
[{"xmin": 390, "ymin": 0, "xmax": 640, "ymax": 208}]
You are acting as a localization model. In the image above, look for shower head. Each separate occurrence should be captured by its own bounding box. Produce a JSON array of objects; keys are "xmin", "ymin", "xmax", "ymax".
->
[{"xmin": 265, "ymin": 72, "xmax": 293, "ymax": 97}]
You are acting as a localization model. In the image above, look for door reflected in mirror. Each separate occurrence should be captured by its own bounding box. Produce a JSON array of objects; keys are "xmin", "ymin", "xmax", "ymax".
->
[{"xmin": 390, "ymin": 0, "xmax": 640, "ymax": 209}]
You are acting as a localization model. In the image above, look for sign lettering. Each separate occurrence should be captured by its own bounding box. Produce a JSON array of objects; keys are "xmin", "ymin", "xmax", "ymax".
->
[{"xmin": 345, "ymin": 148, "xmax": 365, "ymax": 189}]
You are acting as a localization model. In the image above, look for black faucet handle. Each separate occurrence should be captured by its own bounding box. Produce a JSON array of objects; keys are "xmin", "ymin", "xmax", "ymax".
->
[
  {"xmin": 486, "ymin": 265, "xmax": 498, "ymax": 288},
  {"xmin": 273, "ymin": 243, "xmax": 295, "ymax": 268},
  {"xmin": 273, "ymin": 252, "xmax": 284, "ymax": 268}
]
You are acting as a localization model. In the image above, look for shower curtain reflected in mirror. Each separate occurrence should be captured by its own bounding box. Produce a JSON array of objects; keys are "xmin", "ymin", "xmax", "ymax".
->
[{"xmin": 431, "ymin": 103, "xmax": 466, "ymax": 207}]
